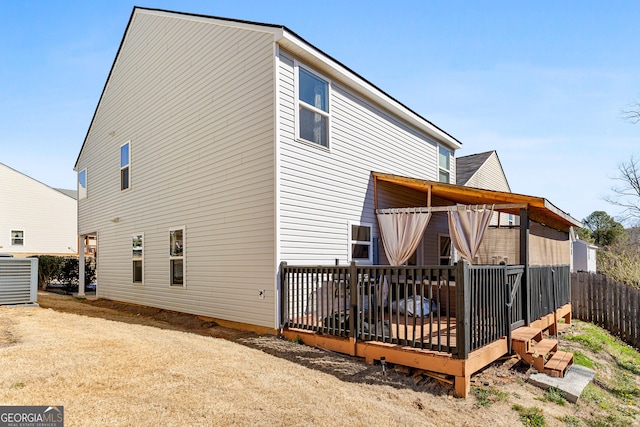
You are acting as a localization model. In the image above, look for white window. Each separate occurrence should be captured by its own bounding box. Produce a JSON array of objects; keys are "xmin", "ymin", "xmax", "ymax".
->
[
  {"xmin": 78, "ymin": 168, "xmax": 87, "ymax": 200},
  {"xmin": 132, "ymin": 234, "xmax": 143, "ymax": 284},
  {"xmin": 169, "ymin": 228, "xmax": 185, "ymax": 287},
  {"xmin": 120, "ymin": 141, "xmax": 130, "ymax": 191},
  {"xmin": 438, "ymin": 146, "xmax": 451, "ymax": 183},
  {"xmin": 11, "ymin": 230, "xmax": 24, "ymax": 246},
  {"xmin": 349, "ymin": 222, "xmax": 373, "ymax": 264},
  {"xmin": 296, "ymin": 65, "xmax": 330, "ymax": 147}
]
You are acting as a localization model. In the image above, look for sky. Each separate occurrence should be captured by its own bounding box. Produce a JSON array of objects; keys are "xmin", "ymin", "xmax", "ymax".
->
[{"xmin": 2, "ymin": 1, "xmax": 639, "ymax": 224}]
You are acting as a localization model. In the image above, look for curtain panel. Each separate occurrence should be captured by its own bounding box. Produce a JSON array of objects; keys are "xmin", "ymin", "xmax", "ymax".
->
[
  {"xmin": 376, "ymin": 210, "xmax": 432, "ymax": 266},
  {"xmin": 448, "ymin": 205, "xmax": 495, "ymax": 264}
]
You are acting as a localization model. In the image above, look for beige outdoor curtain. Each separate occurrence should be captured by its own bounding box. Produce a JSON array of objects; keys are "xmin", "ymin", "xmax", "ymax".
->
[
  {"xmin": 376, "ymin": 209, "xmax": 432, "ymax": 266},
  {"xmin": 448, "ymin": 205, "xmax": 495, "ymax": 264}
]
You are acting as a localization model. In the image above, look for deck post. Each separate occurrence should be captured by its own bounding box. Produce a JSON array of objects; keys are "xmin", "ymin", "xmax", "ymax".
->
[
  {"xmin": 279, "ymin": 262, "xmax": 288, "ymax": 331},
  {"xmin": 454, "ymin": 375, "xmax": 471, "ymax": 398},
  {"xmin": 520, "ymin": 208, "xmax": 531, "ymax": 325},
  {"xmin": 455, "ymin": 260, "xmax": 470, "ymax": 360},
  {"xmin": 349, "ymin": 261, "xmax": 358, "ymax": 340}
]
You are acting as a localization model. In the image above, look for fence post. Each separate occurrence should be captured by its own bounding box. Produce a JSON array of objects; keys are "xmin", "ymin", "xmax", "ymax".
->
[
  {"xmin": 349, "ymin": 261, "xmax": 358, "ymax": 340},
  {"xmin": 279, "ymin": 262, "xmax": 288, "ymax": 332},
  {"xmin": 455, "ymin": 260, "xmax": 470, "ymax": 359}
]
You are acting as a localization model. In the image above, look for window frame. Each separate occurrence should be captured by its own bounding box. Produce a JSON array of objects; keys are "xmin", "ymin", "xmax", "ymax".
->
[
  {"xmin": 132, "ymin": 233, "xmax": 144, "ymax": 284},
  {"xmin": 438, "ymin": 233, "xmax": 452, "ymax": 266},
  {"xmin": 294, "ymin": 62, "xmax": 331, "ymax": 149},
  {"xmin": 169, "ymin": 227, "xmax": 185, "ymax": 287},
  {"xmin": 120, "ymin": 141, "xmax": 131, "ymax": 192},
  {"xmin": 348, "ymin": 221, "xmax": 373, "ymax": 264},
  {"xmin": 438, "ymin": 145, "xmax": 452, "ymax": 183},
  {"xmin": 78, "ymin": 168, "xmax": 87, "ymax": 200},
  {"xmin": 11, "ymin": 230, "xmax": 24, "ymax": 246}
]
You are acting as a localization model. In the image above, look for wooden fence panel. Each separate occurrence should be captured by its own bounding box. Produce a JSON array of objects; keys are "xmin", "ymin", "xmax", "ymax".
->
[{"xmin": 571, "ymin": 272, "xmax": 640, "ymax": 348}]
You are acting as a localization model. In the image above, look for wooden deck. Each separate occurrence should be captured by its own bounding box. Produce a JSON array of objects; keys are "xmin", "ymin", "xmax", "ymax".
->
[{"xmin": 285, "ymin": 303, "xmax": 573, "ymax": 398}]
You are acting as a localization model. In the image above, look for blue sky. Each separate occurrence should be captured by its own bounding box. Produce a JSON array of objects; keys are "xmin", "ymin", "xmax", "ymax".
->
[{"xmin": 2, "ymin": 1, "xmax": 639, "ymax": 224}]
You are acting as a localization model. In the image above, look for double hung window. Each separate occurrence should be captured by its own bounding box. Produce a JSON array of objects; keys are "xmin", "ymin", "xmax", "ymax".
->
[
  {"xmin": 438, "ymin": 146, "xmax": 451, "ymax": 183},
  {"xmin": 169, "ymin": 228, "xmax": 185, "ymax": 286},
  {"xmin": 297, "ymin": 66, "xmax": 330, "ymax": 147},
  {"xmin": 11, "ymin": 230, "xmax": 24, "ymax": 246},
  {"xmin": 349, "ymin": 222, "xmax": 373, "ymax": 264},
  {"xmin": 132, "ymin": 234, "xmax": 143, "ymax": 284},
  {"xmin": 120, "ymin": 142, "xmax": 130, "ymax": 191}
]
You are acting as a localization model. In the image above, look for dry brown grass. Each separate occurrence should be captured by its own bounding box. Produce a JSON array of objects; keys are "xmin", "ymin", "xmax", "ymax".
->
[{"xmin": 0, "ymin": 294, "xmax": 618, "ymax": 426}]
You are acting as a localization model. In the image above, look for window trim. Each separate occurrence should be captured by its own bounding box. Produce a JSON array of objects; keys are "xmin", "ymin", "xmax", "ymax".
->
[
  {"xmin": 132, "ymin": 233, "xmax": 144, "ymax": 285},
  {"xmin": 294, "ymin": 61, "xmax": 331, "ymax": 149},
  {"xmin": 11, "ymin": 230, "xmax": 24, "ymax": 246},
  {"xmin": 438, "ymin": 145, "xmax": 452, "ymax": 183},
  {"xmin": 348, "ymin": 221, "xmax": 373, "ymax": 264},
  {"xmin": 78, "ymin": 168, "xmax": 87, "ymax": 200},
  {"xmin": 169, "ymin": 227, "xmax": 185, "ymax": 288},
  {"xmin": 120, "ymin": 141, "xmax": 131, "ymax": 192}
]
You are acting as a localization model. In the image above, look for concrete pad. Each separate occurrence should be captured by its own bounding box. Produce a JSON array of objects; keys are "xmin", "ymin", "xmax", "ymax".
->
[{"xmin": 528, "ymin": 365, "xmax": 596, "ymax": 403}]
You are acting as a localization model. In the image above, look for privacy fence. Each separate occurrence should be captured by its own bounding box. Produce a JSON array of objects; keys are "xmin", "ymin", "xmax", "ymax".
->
[{"xmin": 571, "ymin": 272, "xmax": 640, "ymax": 348}]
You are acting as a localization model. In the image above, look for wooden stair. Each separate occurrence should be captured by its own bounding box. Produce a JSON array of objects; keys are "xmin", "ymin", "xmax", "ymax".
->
[{"xmin": 511, "ymin": 326, "xmax": 573, "ymax": 378}]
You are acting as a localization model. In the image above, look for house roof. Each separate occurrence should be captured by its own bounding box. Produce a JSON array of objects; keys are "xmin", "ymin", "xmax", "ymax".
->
[
  {"xmin": 373, "ymin": 171, "xmax": 582, "ymax": 231},
  {"xmin": 74, "ymin": 7, "xmax": 461, "ymax": 169},
  {"xmin": 456, "ymin": 151, "xmax": 494, "ymax": 185},
  {"xmin": 0, "ymin": 163, "xmax": 76, "ymax": 201},
  {"xmin": 55, "ymin": 188, "xmax": 78, "ymax": 200}
]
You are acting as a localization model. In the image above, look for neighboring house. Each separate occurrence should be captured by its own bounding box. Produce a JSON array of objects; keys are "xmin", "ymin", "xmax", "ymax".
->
[
  {"xmin": 457, "ymin": 150, "xmax": 518, "ymax": 227},
  {"xmin": 0, "ymin": 163, "xmax": 77, "ymax": 256},
  {"xmin": 75, "ymin": 7, "xmax": 582, "ymax": 396},
  {"xmin": 572, "ymin": 239, "xmax": 597, "ymax": 273}
]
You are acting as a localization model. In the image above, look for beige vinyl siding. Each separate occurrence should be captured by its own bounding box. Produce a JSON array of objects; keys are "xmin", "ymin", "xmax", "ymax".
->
[
  {"xmin": 278, "ymin": 51, "xmax": 450, "ymax": 265},
  {"xmin": 463, "ymin": 152, "xmax": 514, "ymax": 226},
  {"xmin": 464, "ymin": 152, "xmax": 510, "ymax": 192},
  {"xmin": 0, "ymin": 164, "xmax": 77, "ymax": 256},
  {"xmin": 77, "ymin": 11, "xmax": 277, "ymax": 328}
]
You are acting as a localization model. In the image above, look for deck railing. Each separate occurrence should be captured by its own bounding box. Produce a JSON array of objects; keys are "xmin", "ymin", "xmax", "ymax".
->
[
  {"xmin": 529, "ymin": 265, "xmax": 571, "ymax": 322},
  {"xmin": 280, "ymin": 262, "xmax": 566, "ymax": 360}
]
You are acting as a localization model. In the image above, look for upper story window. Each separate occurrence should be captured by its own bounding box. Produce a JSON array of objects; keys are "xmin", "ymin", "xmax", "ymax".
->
[
  {"xmin": 11, "ymin": 230, "xmax": 24, "ymax": 246},
  {"xmin": 297, "ymin": 66, "xmax": 330, "ymax": 147},
  {"xmin": 78, "ymin": 169, "xmax": 87, "ymax": 200},
  {"xmin": 349, "ymin": 222, "xmax": 373, "ymax": 264},
  {"xmin": 438, "ymin": 146, "xmax": 451, "ymax": 183},
  {"xmin": 120, "ymin": 141, "xmax": 130, "ymax": 191}
]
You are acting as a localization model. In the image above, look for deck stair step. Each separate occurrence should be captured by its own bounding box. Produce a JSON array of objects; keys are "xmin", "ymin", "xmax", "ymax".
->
[
  {"xmin": 526, "ymin": 338, "xmax": 558, "ymax": 369},
  {"xmin": 511, "ymin": 327, "xmax": 543, "ymax": 355},
  {"xmin": 511, "ymin": 325, "xmax": 574, "ymax": 379},
  {"xmin": 544, "ymin": 351, "xmax": 574, "ymax": 378}
]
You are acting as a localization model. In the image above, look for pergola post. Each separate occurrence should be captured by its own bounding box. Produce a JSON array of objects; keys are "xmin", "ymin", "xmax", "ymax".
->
[{"xmin": 519, "ymin": 208, "xmax": 530, "ymax": 324}]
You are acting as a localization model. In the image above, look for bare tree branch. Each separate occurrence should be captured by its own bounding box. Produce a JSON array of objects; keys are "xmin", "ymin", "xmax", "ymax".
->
[
  {"xmin": 622, "ymin": 102, "xmax": 640, "ymax": 124},
  {"xmin": 605, "ymin": 156, "xmax": 640, "ymax": 222}
]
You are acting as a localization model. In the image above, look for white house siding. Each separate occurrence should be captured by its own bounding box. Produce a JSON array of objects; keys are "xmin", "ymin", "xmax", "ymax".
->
[
  {"xmin": 77, "ymin": 11, "xmax": 277, "ymax": 328},
  {"xmin": 278, "ymin": 50, "xmax": 454, "ymax": 266},
  {"xmin": 0, "ymin": 164, "xmax": 76, "ymax": 256}
]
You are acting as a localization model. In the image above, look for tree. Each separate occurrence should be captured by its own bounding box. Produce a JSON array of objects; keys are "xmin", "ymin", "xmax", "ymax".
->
[
  {"xmin": 575, "ymin": 227, "xmax": 594, "ymax": 243},
  {"xmin": 581, "ymin": 211, "xmax": 625, "ymax": 246},
  {"xmin": 604, "ymin": 156, "xmax": 640, "ymax": 222}
]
